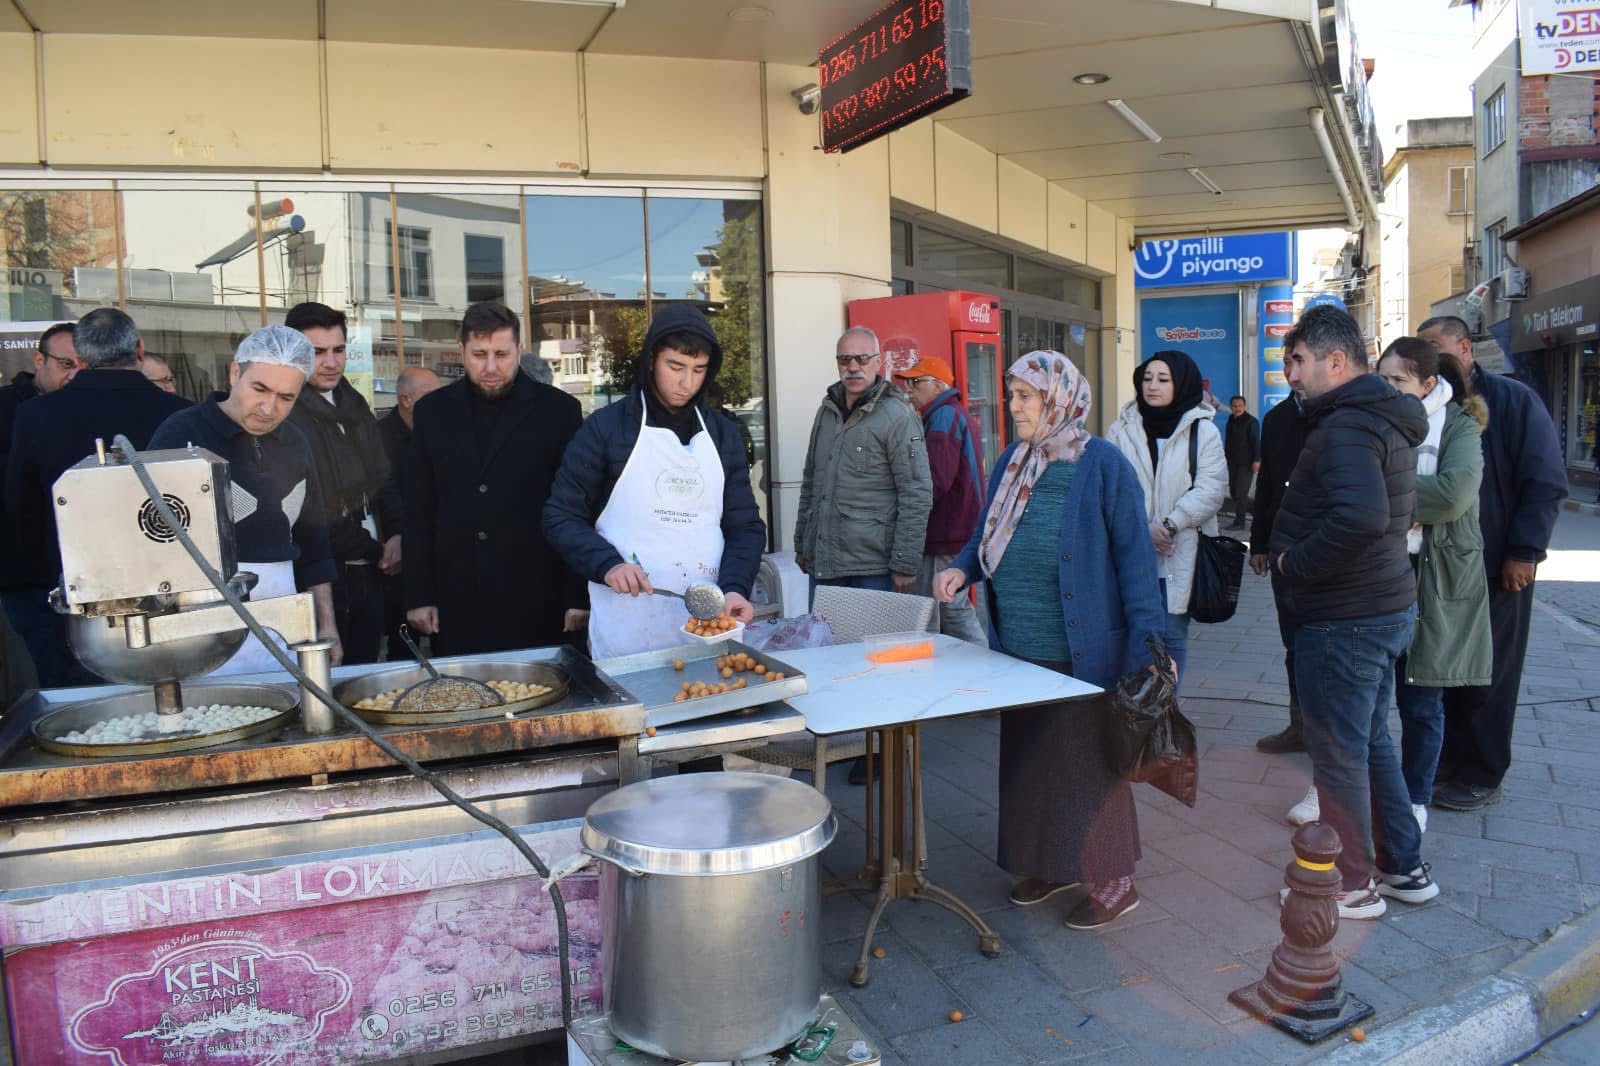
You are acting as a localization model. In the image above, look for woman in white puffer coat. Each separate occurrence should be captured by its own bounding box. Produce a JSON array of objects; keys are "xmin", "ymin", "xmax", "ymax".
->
[{"xmin": 1105, "ymin": 349, "xmax": 1228, "ymax": 688}]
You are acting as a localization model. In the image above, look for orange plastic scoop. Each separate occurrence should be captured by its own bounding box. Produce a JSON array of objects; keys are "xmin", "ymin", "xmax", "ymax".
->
[{"xmin": 865, "ymin": 641, "xmax": 935, "ymax": 664}]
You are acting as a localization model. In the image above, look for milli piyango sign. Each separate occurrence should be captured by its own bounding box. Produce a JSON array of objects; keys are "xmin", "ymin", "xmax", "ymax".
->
[{"xmin": 818, "ymin": 0, "xmax": 972, "ymax": 153}]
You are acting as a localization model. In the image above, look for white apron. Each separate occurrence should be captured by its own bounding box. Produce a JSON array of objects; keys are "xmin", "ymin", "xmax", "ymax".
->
[
  {"xmin": 211, "ymin": 560, "xmax": 300, "ymax": 677},
  {"xmin": 587, "ymin": 406, "xmax": 725, "ymax": 660}
]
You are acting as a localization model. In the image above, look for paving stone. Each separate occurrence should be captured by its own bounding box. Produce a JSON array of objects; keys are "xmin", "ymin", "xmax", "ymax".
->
[
  {"xmin": 918, "ymin": 842, "xmax": 1024, "ymax": 916},
  {"xmin": 823, "ymin": 929, "xmax": 970, "ymax": 1039},
  {"xmin": 887, "ymin": 1016, "xmax": 1016, "ymax": 1065},
  {"xmin": 1102, "ymin": 916, "xmax": 1266, "ymax": 1025},
  {"xmin": 1485, "ymin": 814, "xmax": 1600, "ymax": 857},
  {"xmin": 932, "ymin": 809, "xmax": 999, "ymax": 855},
  {"xmin": 1147, "ymin": 834, "xmax": 1287, "ymax": 903},
  {"xmin": 1383, "ymin": 901, "xmax": 1512, "ymax": 959},
  {"xmin": 940, "ymin": 953, "xmax": 1130, "ymax": 1062},
  {"xmin": 1134, "ymin": 871, "xmax": 1283, "ymax": 953},
  {"xmin": 1382, "ymin": 942, "xmax": 1524, "ymax": 1006},
  {"xmin": 1329, "ymin": 917, "xmax": 1447, "ymax": 980},
  {"xmin": 1426, "ymin": 826, "xmax": 1582, "ymax": 879},
  {"xmin": 1076, "ymin": 979, "xmax": 1255, "ymax": 1057},
  {"xmin": 1477, "ymin": 897, "xmax": 1581, "ymax": 940},
  {"xmin": 822, "ymin": 888, "xmax": 875, "ymax": 944}
]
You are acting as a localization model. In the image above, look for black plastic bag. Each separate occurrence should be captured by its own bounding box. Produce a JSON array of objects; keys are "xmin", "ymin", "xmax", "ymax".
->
[
  {"xmin": 1104, "ymin": 636, "xmax": 1198, "ymax": 807},
  {"xmin": 1189, "ymin": 532, "xmax": 1248, "ymax": 624}
]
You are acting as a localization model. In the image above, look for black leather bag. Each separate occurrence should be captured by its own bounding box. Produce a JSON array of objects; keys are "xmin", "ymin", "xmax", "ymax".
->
[
  {"xmin": 1104, "ymin": 637, "xmax": 1198, "ymax": 807},
  {"xmin": 1185, "ymin": 429, "xmax": 1247, "ymax": 624}
]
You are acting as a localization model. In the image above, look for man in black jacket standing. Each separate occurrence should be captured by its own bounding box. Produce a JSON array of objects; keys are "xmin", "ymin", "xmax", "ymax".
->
[
  {"xmin": 1418, "ymin": 316, "xmax": 1568, "ymax": 810},
  {"xmin": 284, "ymin": 303, "xmax": 398, "ymax": 666},
  {"xmin": 378, "ymin": 366, "xmax": 441, "ymax": 658},
  {"xmin": 1271, "ymin": 305, "xmax": 1436, "ymax": 920},
  {"xmin": 405, "ymin": 303, "xmax": 585, "ymax": 656},
  {"xmin": 544, "ymin": 304, "xmax": 765, "ymax": 659},
  {"xmin": 1251, "ymin": 395, "xmax": 1310, "ymax": 757},
  {"xmin": 1222, "ymin": 395, "xmax": 1260, "ymax": 530},
  {"xmin": 4, "ymin": 309, "xmax": 189, "ymax": 687}
]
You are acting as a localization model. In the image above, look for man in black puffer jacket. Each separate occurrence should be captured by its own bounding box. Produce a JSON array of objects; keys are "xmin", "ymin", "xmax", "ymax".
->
[
  {"xmin": 544, "ymin": 304, "xmax": 766, "ymax": 659},
  {"xmin": 1269, "ymin": 305, "xmax": 1436, "ymax": 922}
]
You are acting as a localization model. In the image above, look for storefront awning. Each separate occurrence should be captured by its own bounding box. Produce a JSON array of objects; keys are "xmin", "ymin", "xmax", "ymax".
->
[{"xmin": 1510, "ymin": 276, "xmax": 1600, "ymax": 354}]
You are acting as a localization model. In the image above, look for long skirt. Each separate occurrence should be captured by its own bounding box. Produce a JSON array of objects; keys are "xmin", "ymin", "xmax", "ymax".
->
[{"xmin": 997, "ymin": 659, "xmax": 1141, "ymax": 886}]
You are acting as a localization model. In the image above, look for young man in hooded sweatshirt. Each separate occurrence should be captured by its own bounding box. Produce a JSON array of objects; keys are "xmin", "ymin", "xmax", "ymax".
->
[
  {"xmin": 1270, "ymin": 305, "xmax": 1438, "ymax": 921},
  {"xmin": 544, "ymin": 304, "xmax": 766, "ymax": 660}
]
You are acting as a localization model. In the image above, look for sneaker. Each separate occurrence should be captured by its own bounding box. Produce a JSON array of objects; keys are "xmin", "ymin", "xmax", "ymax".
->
[
  {"xmin": 1287, "ymin": 786, "xmax": 1319, "ymax": 826},
  {"xmin": 1412, "ymin": 804, "xmax": 1428, "ymax": 833},
  {"xmin": 1278, "ymin": 879, "xmax": 1387, "ymax": 920},
  {"xmin": 1008, "ymin": 878, "xmax": 1078, "ymax": 906},
  {"xmin": 1376, "ymin": 864, "xmax": 1440, "ymax": 904},
  {"xmin": 1064, "ymin": 886, "xmax": 1140, "ymax": 930},
  {"xmin": 1432, "ymin": 781, "xmax": 1501, "ymax": 812},
  {"xmin": 1256, "ymin": 727, "xmax": 1307, "ymax": 754}
]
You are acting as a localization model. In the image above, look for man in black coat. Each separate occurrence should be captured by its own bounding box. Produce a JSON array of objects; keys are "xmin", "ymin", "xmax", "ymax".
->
[
  {"xmin": 283, "ymin": 302, "xmax": 399, "ymax": 665},
  {"xmin": 405, "ymin": 303, "xmax": 585, "ymax": 656},
  {"xmin": 1251, "ymin": 395, "xmax": 1309, "ymax": 755},
  {"xmin": 4, "ymin": 309, "xmax": 190, "ymax": 687},
  {"xmin": 544, "ymin": 303, "xmax": 766, "ymax": 659},
  {"xmin": 1271, "ymin": 305, "xmax": 1435, "ymax": 918},
  {"xmin": 378, "ymin": 366, "xmax": 441, "ymax": 658},
  {"xmin": 1419, "ymin": 316, "xmax": 1569, "ymax": 811},
  {"xmin": 1222, "ymin": 395, "xmax": 1260, "ymax": 530}
]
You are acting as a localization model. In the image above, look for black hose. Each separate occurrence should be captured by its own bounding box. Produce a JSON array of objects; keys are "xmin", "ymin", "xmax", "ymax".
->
[{"xmin": 112, "ymin": 435, "xmax": 577, "ymax": 1031}]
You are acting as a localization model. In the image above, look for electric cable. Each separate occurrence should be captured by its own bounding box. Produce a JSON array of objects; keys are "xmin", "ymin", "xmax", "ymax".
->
[{"xmin": 112, "ymin": 435, "xmax": 578, "ymax": 1031}]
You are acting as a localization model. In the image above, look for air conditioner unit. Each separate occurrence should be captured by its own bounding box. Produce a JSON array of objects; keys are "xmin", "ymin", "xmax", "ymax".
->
[{"xmin": 1500, "ymin": 267, "xmax": 1530, "ymax": 300}]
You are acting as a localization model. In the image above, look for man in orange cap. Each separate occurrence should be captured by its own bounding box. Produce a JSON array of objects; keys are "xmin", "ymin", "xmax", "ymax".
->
[{"xmin": 893, "ymin": 356, "xmax": 985, "ymax": 643}]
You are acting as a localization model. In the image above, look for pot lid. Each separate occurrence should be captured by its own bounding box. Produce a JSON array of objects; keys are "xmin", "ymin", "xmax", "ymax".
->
[{"xmin": 581, "ymin": 772, "xmax": 837, "ymax": 876}]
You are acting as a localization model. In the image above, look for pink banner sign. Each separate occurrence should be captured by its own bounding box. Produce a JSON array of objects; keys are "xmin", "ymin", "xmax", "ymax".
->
[{"xmin": 4, "ymin": 829, "xmax": 603, "ymax": 1062}]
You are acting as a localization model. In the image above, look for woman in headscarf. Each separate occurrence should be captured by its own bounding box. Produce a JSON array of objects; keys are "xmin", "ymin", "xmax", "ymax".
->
[
  {"xmin": 935, "ymin": 351, "xmax": 1165, "ymax": 931},
  {"xmin": 1105, "ymin": 349, "xmax": 1227, "ymax": 686}
]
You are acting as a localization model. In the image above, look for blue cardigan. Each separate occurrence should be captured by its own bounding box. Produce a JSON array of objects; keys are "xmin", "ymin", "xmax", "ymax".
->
[{"xmin": 953, "ymin": 438, "xmax": 1166, "ymax": 689}]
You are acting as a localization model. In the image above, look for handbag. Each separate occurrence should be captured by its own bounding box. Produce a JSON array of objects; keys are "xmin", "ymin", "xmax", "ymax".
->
[
  {"xmin": 1184, "ymin": 428, "xmax": 1247, "ymax": 624},
  {"xmin": 1104, "ymin": 636, "xmax": 1198, "ymax": 807}
]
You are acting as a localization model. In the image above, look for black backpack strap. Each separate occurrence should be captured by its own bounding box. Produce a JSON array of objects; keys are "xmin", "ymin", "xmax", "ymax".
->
[{"xmin": 1187, "ymin": 424, "xmax": 1199, "ymax": 490}]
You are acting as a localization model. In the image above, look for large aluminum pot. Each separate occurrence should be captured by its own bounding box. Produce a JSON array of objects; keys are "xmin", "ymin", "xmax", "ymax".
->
[{"xmin": 579, "ymin": 772, "xmax": 836, "ymax": 1062}]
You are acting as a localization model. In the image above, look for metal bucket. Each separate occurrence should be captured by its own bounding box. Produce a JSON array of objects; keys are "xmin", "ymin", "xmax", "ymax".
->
[{"xmin": 579, "ymin": 772, "xmax": 836, "ymax": 1061}]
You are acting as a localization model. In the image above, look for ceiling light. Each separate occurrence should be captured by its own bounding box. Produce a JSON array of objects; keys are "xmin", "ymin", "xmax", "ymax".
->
[
  {"xmin": 516, "ymin": 0, "xmax": 626, "ymax": 7},
  {"xmin": 1073, "ymin": 72, "xmax": 1110, "ymax": 85},
  {"xmin": 1106, "ymin": 99, "xmax": 1162, "ymax": 143},
  {"xmin": 1186, "ymin": 167, "xmax": 1225, "ymax": 195},
  {"xmin": 1159, "ymin": 150, "xmax": 1192, "ymax": 162},
  {"xmin": 729, "ymin": 5, "xmax": 771, "ymax": 21}
]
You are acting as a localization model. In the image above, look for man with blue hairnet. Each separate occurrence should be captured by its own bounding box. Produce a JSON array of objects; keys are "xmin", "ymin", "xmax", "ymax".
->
[{"xmin": 150, "ymin": 325, "xmax": 341, "ymax": 673}]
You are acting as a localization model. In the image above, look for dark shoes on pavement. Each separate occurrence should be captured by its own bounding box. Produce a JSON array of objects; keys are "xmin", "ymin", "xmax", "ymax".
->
[
  {"xmin": 1256, "ymin": 726, "xmax": 1306, "ymax": 754},
  {"xmin": 1008, "ymin": 878, "xmax": 1078, "ymax": 906},
  {"xmin": 1432, "ymin": 781, "xmax": 1502, "ymax": 811},
  {"xmin": 1064, "ymin": 887, "xmax": 1140, "ymax": 930}
]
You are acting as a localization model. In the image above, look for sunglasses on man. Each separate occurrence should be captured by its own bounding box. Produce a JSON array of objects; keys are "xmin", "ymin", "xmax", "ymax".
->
[{"xmin": 835, "ymin": 353, "xmax": 878, "ymax": 367}]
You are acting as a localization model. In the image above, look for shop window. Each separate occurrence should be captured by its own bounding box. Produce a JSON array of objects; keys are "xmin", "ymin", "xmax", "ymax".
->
[
  {"xmin": 386, "ymin": 223, "xmax": 433, "ymax": 300},
  {"xmin": 916, "ymin": 228, "xmax": 1009, "ymax": 291},
  {"xmin": 891, "ymin": 219, "xmax": 911, "ymax": 266},
  {"xmin": 1482, "ymin": 88, "xmax": 1506, "ymax": 156},
  {"xmin": 464, "ymin": 234, "xmax": 506, "ymax": 305},
  {"xmin": 1574, "ymin": 344, "xmax": 1598, "ymax": 471},
  {"xmin": 1484, "ymin": 219, "xmax": 1507, "ymax": 283},
  {"xmin": 1446, "ymin": 166, "xmax": 1472, "ymax": 216},
  {"xmin": 1015, "ymin": 256, "xmax": 1098, "ymax": 310}
]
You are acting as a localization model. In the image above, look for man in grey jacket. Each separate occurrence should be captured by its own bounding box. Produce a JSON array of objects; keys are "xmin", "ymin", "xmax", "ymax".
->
[{"xmin": 795, "ymin": 326, "xmax": 933, "ymax": 597}]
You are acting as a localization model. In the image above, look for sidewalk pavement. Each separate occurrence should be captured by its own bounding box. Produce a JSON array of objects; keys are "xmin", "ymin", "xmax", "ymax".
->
[{"xmin": 814, "ymin": 508, "xmax": 1600, "ymax": 1065}]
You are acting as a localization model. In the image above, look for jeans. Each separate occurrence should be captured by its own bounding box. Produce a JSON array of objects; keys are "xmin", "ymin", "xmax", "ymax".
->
[
  {"xmin": 1157, "ymin": 579, "xmax": 1191, "ymax": 691},
  {"xmin": 810, "ymin": 572, "xmax": 894, "ymax": 609},
  {"xmin": 1293, "ymin": 606, "xmax": 1422, "ymax": 890},
  {"xmin": 333, "ymin": 561, "xmax": 385, "ymax": 666},
  {"xmin": 1394, "ymin": 653, "xmax": 1444, "ymax": 806},
  {"xmin": 914, "ymin": 553, "xmax": 987, "ymax": 644}
]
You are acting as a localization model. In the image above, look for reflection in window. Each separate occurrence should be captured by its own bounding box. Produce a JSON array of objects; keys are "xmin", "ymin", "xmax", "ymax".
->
[
  {"xmin": 525, "ymin": 192, "xmax": 647, "ymax": 411},
  {"xmin": 916, "ymin": 229, "xmax": 1009, "ymax": 290},
  {"xmin": 387, "ymin": 223, "xmax": 433, "ymax": 300},
  {"xmin": 464, "ymin": 234, "xmax": 505, "ymax": 305}
]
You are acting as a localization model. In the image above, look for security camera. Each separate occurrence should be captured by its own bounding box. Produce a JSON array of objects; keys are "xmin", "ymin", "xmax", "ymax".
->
[{"xmin": 792, "ymin": 84, "xmax": 821, "ymax": 116}]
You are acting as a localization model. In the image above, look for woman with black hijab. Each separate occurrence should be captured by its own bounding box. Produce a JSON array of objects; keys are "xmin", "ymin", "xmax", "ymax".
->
[{"xmin": 1105, "ymin": 349, "xmax": 1227, "ymax": 685}]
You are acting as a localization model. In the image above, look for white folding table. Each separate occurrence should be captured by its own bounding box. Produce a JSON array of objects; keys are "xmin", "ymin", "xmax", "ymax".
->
[{"xmin": 777, "ymin": 635, "xmax": 1102, "ymax": 986}]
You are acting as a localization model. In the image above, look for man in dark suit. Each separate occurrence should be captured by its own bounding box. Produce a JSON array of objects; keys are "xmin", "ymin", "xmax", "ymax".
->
[
  {"xmin": 4, "ymin": 308, "xmax": 190, "ymax": 687},
  {"xmin": 404, "ymin": 303, "xmax": 586, "ymax": 656}
]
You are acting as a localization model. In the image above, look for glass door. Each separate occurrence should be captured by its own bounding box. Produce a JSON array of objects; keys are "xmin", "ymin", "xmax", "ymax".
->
[{"xmin": 964, "ymin": 339, "xmax": 1003, "ymax": 475}]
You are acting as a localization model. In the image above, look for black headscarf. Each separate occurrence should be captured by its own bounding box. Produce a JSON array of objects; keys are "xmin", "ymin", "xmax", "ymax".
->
[{"xmin": 1134, "ymin": 349, "xmax": 1205, "ymax": 467}]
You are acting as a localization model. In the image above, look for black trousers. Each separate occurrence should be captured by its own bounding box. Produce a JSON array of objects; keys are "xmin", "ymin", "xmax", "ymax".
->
[
  {"xmin": 333, "ymin": 561, "xmax": 385, "ymax": 666},
  {"xmin": 1, "ymin": 587, "xmax": 97, "ymax": 689},
  {"xmin": 1227, "ymin": 463, "xmax": 1254, "ymax": 520},
  {"xmin": 1440, "ymin": 579, "xmax": 1535, "ymax": 789}
]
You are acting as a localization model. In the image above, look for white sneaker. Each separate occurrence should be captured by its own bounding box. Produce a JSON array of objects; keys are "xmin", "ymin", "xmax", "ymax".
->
[
  {"xmin": 1412, "ymin": 804, "xmax": 1428, "ymax": 833},
  {"xmin": 1287, "ymin": 786, "xmax": 1319, "ymax": 826},
  {"xmin": 1277, "ymin": 878, "xmax": 1388, "ymax": 920}
]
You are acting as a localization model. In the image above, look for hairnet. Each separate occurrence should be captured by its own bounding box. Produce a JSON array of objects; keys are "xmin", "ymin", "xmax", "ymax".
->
[{"xmin": 235, "ymin": 325, "xmax": 313, "ymax": 377}]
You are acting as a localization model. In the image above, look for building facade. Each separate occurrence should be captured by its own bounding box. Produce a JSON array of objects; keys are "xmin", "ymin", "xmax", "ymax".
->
[{"xmin": 1378, "ymin": 117, "xmax": 1474, "ymax": 343}]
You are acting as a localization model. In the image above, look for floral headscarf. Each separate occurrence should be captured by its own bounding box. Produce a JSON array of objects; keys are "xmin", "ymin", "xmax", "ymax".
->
[{"xmin": 979, "ymin": 350, "xmax": 1093, "ymax": 577}]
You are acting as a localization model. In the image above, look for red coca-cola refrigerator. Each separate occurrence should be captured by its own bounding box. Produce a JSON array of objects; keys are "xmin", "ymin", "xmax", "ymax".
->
[{"xmin": 847, "ymin": 291, "xmax": 1005, "ymax": 474}]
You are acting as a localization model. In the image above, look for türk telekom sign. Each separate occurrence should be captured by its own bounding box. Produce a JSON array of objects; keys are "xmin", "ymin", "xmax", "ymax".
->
[
  {"xmin": 1520, "ymin": 0, "xmax": 1600, "ymax": 75},
  {"xmin": 1511, "ymin": 275, "xmax": 1600, "ymax": 352}
]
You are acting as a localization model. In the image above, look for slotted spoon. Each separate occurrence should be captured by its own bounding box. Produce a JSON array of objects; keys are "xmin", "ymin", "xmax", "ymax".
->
[
  {"xmin": 393, "ymin": 625, "xmax": 505, "ymax": 714},
  {"xmin": 650, "ymin": 581, "xmax": 727, "ymax": 620}
]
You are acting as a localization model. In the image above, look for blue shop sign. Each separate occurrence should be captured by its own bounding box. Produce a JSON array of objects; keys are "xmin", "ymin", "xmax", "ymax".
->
[
  {"xmin": 1139, "ymin": 292, "xmax": 1241, "ymax": 433},
  {"xmin": 1134, "ymin": 232, "xmax": 1294, "ymax": 289}
]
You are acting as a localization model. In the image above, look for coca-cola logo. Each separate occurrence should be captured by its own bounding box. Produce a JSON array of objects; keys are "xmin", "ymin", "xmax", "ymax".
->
[
  {"xmin": 965, "ymin": 301, "xmax": 993, "ymax": 325},
  {"xmin": 69, "ymin": 939, "xmax": 351, "ymax": 1066}
]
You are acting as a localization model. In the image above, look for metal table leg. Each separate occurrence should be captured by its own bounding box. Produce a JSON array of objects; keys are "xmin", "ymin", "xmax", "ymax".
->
[{"xmin": 843, "ymin": 723, "xmax": 1001, "ymax": 987}]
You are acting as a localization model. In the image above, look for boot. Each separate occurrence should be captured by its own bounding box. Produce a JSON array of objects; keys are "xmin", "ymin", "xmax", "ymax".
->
[{"xmin": 1256, "ymin": 726, "xmax": 1306, "ymax": 754}]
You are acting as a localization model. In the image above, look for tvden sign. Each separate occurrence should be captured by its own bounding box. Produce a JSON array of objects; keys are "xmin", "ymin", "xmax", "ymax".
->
[{"xmin": 818, "ymin": 0, "xmax": 972, "ymax": 153}]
